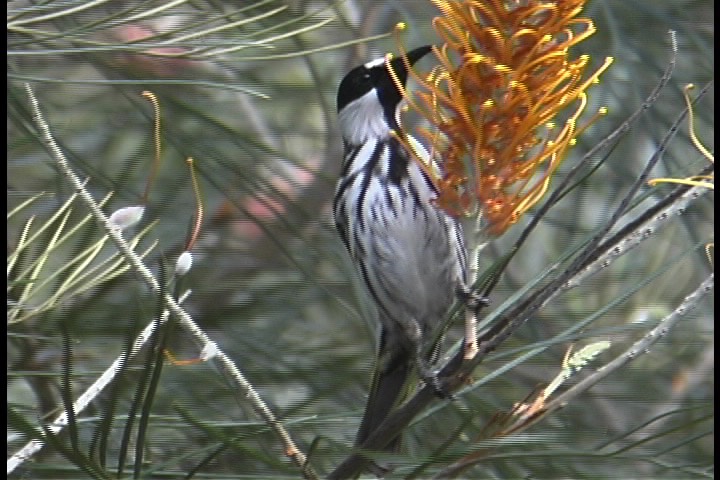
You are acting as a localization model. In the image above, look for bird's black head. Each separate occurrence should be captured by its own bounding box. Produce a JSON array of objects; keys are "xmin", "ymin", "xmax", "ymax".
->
[
  {"xmin": 336, "ymin": 46, "xmax": 432, "ymax": 144},
  {"xmin": 336, "ymin": 45, "xmax": 433, "ymax": 115}
]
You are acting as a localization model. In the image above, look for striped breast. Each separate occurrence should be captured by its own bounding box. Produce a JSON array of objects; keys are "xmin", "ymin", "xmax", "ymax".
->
[{"xmin": 333, "ymin": 136, "xmax": 467, "ymax": 342}]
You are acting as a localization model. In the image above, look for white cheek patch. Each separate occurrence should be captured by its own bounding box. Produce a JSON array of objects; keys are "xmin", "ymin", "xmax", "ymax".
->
[{"xmin": 339, "ymin": 89, "xmax": 390, "ymax": 145}]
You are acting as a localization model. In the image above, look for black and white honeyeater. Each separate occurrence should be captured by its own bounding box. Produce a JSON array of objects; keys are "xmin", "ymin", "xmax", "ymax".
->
[{"xmin": 333, "ymin": 46, "xmax": 470, "ymax": 454}]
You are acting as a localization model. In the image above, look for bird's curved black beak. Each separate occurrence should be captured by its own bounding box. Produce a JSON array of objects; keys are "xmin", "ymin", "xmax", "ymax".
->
[{"xmin": 387, "ymin": 45, "xmax": 434, "ymax": 88}]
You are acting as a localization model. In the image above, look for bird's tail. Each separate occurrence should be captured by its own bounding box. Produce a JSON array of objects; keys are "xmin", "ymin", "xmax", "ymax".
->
[{"xmin": 355, "ymin": 330, "xmax": 414, "ymax": 453}]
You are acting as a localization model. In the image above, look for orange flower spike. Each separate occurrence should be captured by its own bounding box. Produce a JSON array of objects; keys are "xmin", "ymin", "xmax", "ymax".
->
[
  {"xmin": 433, "ymin": 6, "xmax": 468, "ymax": 52},
  {"xmin": 397, "ymin": 1, "xmax": 612, "ymax": 227},
  {"xmin": 471, "ymin": 0, "xmax": 502, "ymax": 29}
]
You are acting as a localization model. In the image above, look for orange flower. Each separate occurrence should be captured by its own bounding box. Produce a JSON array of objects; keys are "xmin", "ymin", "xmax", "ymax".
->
[{"xmin": 394, "ymin": 0, "xmax": 613, "ymax": 234}]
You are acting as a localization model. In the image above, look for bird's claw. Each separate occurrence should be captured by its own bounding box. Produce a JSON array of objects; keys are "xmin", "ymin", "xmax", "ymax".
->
[
  {"xmin": 456, "ymin": 286, "xmax": 490, "ymax": 314},
  {"xmin": 420, "ymin": 368, "xmax": 455, "ymax": 400}
]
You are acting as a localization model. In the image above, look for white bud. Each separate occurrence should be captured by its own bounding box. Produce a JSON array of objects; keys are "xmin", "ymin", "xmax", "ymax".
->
[
  {"xmin": 175, "ymin": 251, "xmax": 193, "ymax": 276},
  {"xmin": 199, "ymin": 341, "xmax": 218, "ymax": 361},
  {"xmin": 108, "ymin": 205, "xmax": 145, "ymax": 230}
]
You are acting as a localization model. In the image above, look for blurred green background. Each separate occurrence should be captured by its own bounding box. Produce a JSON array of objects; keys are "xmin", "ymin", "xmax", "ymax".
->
[{"xmin": 7, "ymin": 0, "xmax": 713, "ymax": 478}]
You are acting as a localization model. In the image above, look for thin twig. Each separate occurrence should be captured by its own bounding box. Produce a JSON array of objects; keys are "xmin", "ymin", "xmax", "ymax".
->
[{"xmin": 563, "ymin": 177, "xmax": 713, "ymax": 291}]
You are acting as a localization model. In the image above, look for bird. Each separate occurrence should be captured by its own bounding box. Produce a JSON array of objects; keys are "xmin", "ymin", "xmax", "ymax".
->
[{"xmin": 333, "ymin": 45, "xmax": 470, "ymax": 457}]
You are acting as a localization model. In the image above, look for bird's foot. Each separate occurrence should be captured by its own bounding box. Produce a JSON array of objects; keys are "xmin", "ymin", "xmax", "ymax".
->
[
  {"xmin": 418, "ymin": 364, "xmax": 454, "ymax": 400},
  {"xmin": 456, "ymin": 286, "xmax": 490, "ymax": 314}
]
